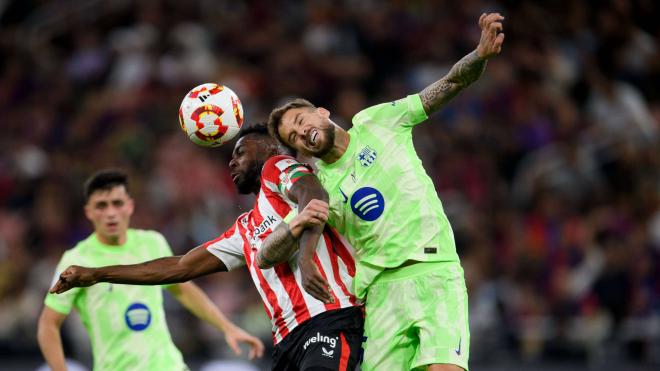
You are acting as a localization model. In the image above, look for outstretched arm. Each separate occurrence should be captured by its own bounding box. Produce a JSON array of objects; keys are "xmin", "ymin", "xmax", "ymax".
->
[
  {"xmin": 168, "ymin": 282, "xmax": 265, "ymax": 360},
  {"xmin": 49, "ymin": 245, "xmax": 226, "ymax": 294},
  {"xmin": 420, "ymin": 13, "xmax": 505, "ymax": 116}
]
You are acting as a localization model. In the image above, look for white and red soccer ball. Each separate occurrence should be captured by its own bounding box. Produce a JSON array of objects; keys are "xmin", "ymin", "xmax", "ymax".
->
[{"xmin": 178, "ymin": 83, "xmax": 244, "ymax": 147}]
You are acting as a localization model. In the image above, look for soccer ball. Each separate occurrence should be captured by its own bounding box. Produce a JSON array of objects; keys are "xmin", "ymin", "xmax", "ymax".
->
[{"xmin": 178, "ymin": 83, "xmax": 244, "ymax": 147}]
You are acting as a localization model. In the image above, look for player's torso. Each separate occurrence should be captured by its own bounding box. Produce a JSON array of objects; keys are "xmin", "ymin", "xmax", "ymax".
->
[
  {"xmin": 318, "ymin": 125, "xmax": 459, "ymax": 268},
  {"xmin": 241, "ymin": 189, "xmax": 356, "ymax": 344},
  {"xmin": 72, "ymin": 232, "xmax": 185, "ymax": 371}
]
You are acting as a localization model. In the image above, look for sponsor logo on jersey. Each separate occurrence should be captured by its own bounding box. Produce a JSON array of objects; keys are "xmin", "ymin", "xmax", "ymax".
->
[
  {"xmin": 303, "ymin": 332, "xmax": 337, "ymax": 351},
  {"xmin": 357, "ymin": 146, "xmax": 377, "ymax": 167},
  {"xmin": 350, "ymin": 187, "xmax": 385, "ymax": 221},
  {"xmin": 254, "ymin": 215, "xmax": 277, "ymax": 237},
  {"xmin": 125, "ymin": 302, "xmax": 152, "ymax": 331},
  {"xmin": 250, "ymin": 215, "xmax": 277, "ymax": 247}
]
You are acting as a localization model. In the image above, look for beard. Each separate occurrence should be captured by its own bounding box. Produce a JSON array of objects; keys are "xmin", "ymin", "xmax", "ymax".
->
[
  {"xmin": 235, "ymin": 160, "xmax": 263, "ymax": 194},
  {"xmin": 311, "ymin": 124, "xmax": 335, "ymax": 158}
]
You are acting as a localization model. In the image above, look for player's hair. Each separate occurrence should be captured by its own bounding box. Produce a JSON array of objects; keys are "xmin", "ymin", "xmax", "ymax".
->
[
  {"xmin": 267, "ymin": 98, "xmax": 316, "ymax": 151},
  {"xmin": 238, "ymin": 122, "xmax": 296, "ymax": 157},
  {"xmin": 237, "ymin": 122, "xmax": 271, "ymax": 139},
  {"xmin": 84, "ymin": 169, "xmax": 129, "ymax": 202}
]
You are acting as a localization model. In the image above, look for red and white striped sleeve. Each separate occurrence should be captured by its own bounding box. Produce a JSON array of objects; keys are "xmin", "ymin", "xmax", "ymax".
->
[
  {"xmin": 262, "ymin": 155, "xmax": 313, "ymax": 198},
  {"xmin": 204, "ymin": 217, "xmax": 247, "ymax": 271}
]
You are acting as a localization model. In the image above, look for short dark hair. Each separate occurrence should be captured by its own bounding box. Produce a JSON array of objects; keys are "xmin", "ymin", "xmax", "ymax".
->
[
  {"xmin": 237, "ymin": 122, "xmax": 271, "ymax": 139},
  {"xmin": 84, "ymin": 169, "xmax": 129, "ymax": 202},
  {"xmin": 267, "ymin": 98, "xmax": 316, "ymax": 147},
  {"xmin": 237, "ymin": 122, "xmax": 296, "ymax": 157}
]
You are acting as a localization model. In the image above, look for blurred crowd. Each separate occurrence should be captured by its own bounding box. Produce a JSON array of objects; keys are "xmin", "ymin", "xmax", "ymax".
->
[{"xmin": 0, "ymin": 0, "xmax": 658, "ymax": 369}]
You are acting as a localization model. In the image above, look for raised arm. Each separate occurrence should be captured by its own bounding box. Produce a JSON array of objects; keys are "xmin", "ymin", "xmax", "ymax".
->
[
  {"xmin": 49, "ymin": 245, "xmax": 226, "ymax": 294},
  {"xmin": 420, "ymin": 13, "xmax": 505, "ymax": 116}
]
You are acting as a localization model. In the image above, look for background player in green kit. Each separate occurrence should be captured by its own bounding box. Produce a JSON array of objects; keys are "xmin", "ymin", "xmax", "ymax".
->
[
  {"xmin": 37, "ymin": 170, "xmax": 264, "ymax": 371},
  {"xmin": 266, "ymin": 12, "xmax": 505, "ymax": 371}
]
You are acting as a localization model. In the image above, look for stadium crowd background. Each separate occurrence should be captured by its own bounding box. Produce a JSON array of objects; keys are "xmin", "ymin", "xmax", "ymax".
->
[{"xmin": 0, "ymin": 0, "xmax": 658, "ymax": 370}]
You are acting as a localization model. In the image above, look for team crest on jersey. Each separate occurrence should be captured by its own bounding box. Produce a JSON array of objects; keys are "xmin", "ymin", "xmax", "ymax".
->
[
  {"xmin": 124, "ymin": 302, "xmax": 151, "ymax": 331},
  {"xmin": 357, "ymin": 146, "xmax": 377, "ymax": 167}
]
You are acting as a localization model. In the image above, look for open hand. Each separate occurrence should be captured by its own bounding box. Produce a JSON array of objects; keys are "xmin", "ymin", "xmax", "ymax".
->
[
  {"xmin": 476, "ymin": 13, "xmax": 505, "ymax": 59},
  {"xmin": 299, "ymin": 257, "xmax": 334, "ymax": 304},
  {"xmin": 49, "ymin": 265, "xmax": 98, "ymax": 294},
  {"xmin": 224, "ymin": 325, "xmax": 265, "ymax": 360}
]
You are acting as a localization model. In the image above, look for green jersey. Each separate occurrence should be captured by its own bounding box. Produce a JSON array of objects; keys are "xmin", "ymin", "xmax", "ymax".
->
[
  {"xmin": 316, "ymin": 94, "xmax": 459, "ymax": 298},
  {"xmin": 45, "ymin": 229, "xmax": 187, "ymax": 371}
]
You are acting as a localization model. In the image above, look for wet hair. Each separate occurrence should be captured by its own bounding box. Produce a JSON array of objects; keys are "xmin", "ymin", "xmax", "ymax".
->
[
  {"xmin": 266, "ymin": 98, "xmax": 316, "ymax": 152},
  {"xmin": 84, "ymin": 169, "xmax": 129, "ymax": 202}
]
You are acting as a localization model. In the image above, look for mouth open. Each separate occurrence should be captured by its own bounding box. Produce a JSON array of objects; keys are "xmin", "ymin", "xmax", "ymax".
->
[
  {"xmin": 309, "ymin": 129, "xmax": 318, "ymax": 147},
  {"xmin": 231, "ymin": 172, "xmax": 239, "ymax": 182}
]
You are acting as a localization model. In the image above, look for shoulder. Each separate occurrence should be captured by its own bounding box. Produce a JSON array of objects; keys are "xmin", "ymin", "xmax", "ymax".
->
[
  {"xmin": 352, "ymin": 94, "xmax": 427, "ymax": 129},
  {"xmin": 130, "ymin": 228, "xmax": 162, "ymax": 240},
  {"xmin": 205, "ymin": 212, "xmax": 249, "ymax": 248},
  {"xmin": 131, "ymin": 229, "xmax": 168, "ymax": 247},
  {"xmin": 262, "ymin": 155, "xmax": 311, "ymax": 183},
  {"xmin": 263, "ymin": 155, "xmax": 300, "ymax": 173},
  {"xmin": 64, "ymin": 234, "xmax": 95, "ymax": 259}
]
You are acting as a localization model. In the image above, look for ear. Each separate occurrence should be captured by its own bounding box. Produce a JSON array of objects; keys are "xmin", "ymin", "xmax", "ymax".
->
[
  {"xmin": 84, "ymin": 203, "xmax": 93, "ymax": 221},
  {"xmin": 126, "ymin": 197, "xmax": 135, "ymax": 216},
  {"xmin": 317, "ymin": 107, "xmax": 330, "ymax": 118}
]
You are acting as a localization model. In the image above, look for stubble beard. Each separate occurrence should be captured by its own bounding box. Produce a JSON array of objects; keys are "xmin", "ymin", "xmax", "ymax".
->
[{"xmin": 312, "ymin": 124, "xmax": 335, "ymax": 158}]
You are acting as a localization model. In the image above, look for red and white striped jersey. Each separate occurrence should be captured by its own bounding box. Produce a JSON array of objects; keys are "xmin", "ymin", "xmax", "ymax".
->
[{"xmin": 205, "ymin": 155, "xmax": 357, "ymax": 344}]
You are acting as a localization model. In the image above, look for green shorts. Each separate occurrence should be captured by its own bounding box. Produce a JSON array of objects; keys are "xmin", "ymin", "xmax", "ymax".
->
[{"xmin": 361, "ymin": 261, "xmax": 469, "ymax": 371}]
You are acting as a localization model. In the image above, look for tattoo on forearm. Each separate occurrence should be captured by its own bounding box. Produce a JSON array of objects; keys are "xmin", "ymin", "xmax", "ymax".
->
[
  {"xmin": 420, "ymin": 50, "xmax": 487, "ymax": 115},
  {"xmin": 258, "ymin": 223, "xmax": 298, "ymax": 268}
]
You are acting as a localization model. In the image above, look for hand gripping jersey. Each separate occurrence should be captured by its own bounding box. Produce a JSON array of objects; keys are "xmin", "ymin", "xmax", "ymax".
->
[{"xmin": 205, "ymin": 155, "xmax": 357, "ymax": 344}]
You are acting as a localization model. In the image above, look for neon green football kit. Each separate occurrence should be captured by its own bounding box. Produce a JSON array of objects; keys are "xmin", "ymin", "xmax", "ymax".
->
[
  {"xmin": 316, "ymin": 94, "xmax": 470, "ymax": 370},
  {"xmin": 45, "ymin": 229, "xmax": 188, "ymax": 371}
]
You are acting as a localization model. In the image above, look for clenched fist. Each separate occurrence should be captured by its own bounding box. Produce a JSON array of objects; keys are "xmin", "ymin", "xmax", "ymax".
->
[
  {"xmin": 49, "ymin": 265, "xmax": 98, "ymax": 294},
  {"xmin": 476, "ymin": 13, "xmax": 505, "ymax": 59}
]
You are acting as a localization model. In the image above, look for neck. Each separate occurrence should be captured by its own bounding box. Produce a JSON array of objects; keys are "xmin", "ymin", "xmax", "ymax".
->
[
  {"xmin": 320, "ymin": 128, "xmax": 350, "ymax": 164},
  {"xmin": 96, "ymin": 233, "xmax": 126, "ymax": 246}
]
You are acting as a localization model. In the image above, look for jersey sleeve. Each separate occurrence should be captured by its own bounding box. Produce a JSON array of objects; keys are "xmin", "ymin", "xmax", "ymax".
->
[
  {"xmin": 351, "ymin": 94, "xmax": 428, "ymax": 129},
  {"xmin": 44, "ymin": 251, "xmax": 82, "ymax": 315},
  {"xmin": 204, "ymin": 220, "xmax": 247, "ymax": 271},
  {"xmin": 261, "ymin": 155, "xmax": 314, "ymax": 198}
]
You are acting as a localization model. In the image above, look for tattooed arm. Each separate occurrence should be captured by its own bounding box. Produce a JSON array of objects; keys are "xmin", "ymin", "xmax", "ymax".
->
[
  {"xmin": 256, "ymin": 198, "xmax": 329, "ymax": 269},
  {"xmin": 256, "ymin": 222, "xmax": 297, "ymax": 269},
  {"xmin": 420, "ymin": 13, "xmax": 505, "ymax": 116}
]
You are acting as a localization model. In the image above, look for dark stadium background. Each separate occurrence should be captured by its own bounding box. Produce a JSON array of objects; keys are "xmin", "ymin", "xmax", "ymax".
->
[{"xmin": 0, "ymin": 0, "xmax": 658, "ymax": 370}]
